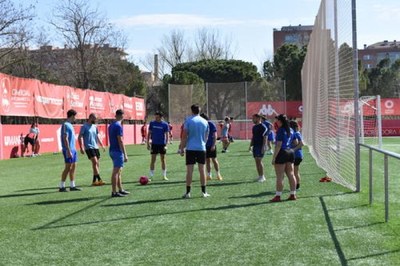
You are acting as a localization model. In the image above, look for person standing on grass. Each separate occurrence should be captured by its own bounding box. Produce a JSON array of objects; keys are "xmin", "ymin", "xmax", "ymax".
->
[
  {"xmin": 108, "ymin": 109, "xmax": 130, "ymax": 197},
  {"xmin": 290, "ymin": 120, "xmax": 304, "ymax": 190},
  {"xmin": 200, "ymin": 113, "xmax": 223, "ymax": 181},
  {"xmin": 221, "ymin": 116, "xmax": 230, "ymax": 153},
  {"xmin": 248, "ymin": 114, "xmax": 268, "ymax": 183},
  {"xmin": 147, "ymin": 111, "xmax": 169, "ymax": 181},
  {"xmin": 179, "ymin": 104, "xmax": 209, "ymax": 198},
  {"xmin": 168, "ymin": 121, "xmax": 174, "ymax": 144},
  {"xmin": 141, "ymin": 121, "xmax": 148, "ymax": 145},
  {"xmin": 270, "ymin": 114, "xmax": 296, "ymax": 202},
  {"xmin": 78, "ymin": 113, "xmax": 106, "ymax": 186},
  {"xmin": 59, "ymin": 109, "xmax": 81, "ymax": 192}
]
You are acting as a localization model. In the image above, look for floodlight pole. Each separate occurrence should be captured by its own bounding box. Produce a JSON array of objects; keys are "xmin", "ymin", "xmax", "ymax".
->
[{"xmin": 352, "ymin": 0, "xmax": 361, "ymax": 192}]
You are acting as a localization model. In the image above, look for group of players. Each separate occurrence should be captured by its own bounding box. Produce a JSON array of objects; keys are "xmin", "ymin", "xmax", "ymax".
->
[
  {"xmin": 57, "ymin": 105, "xmax": 303, "ymax": 201},
  {"xmin": 249, "ymin": 113, "xmax": 304, "ymax": 202}
]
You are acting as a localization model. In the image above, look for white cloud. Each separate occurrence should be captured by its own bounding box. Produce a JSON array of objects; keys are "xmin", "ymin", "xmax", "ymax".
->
[{"xmin": 113, "ymin": 13, "xmax": 291, "ymax": 29}]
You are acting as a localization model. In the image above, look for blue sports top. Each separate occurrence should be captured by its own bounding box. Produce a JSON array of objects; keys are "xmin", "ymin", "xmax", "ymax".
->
[
  {"xmin": 184, "ymin": 115, "xmax": 209, "ymax": 151},
  {"xmin": 61, "ymin": 121, "xmax": 76, "ymax": 151},
  {"xmin": 149, "ymin": 120, "xmax": 169, "ymax": 145},
  {"xmin": 206, "ymin": 121, "xmax": 217, "ymax": 147},
  {"xmin": 79, "ymin": 123, "xmax": 99, "ymax": 149},
  {"xmin": 252, "ymin": 123, "xmax": 268, "ymax": 147},
  {"xmin": 291, "ymin": 131, "xmax": 304, "ymax": 159},
  {"xmin": 108, "ymin": 121, "xmax": 123, "ymax": 152},
  {"xmin": 276, "ymin": 127, "xmax": 293, "ymax": 150}
]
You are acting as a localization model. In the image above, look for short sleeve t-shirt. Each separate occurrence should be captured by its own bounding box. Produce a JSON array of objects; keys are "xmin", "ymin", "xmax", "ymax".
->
[
  {"xmin": 149, "ymin": 121, "xmax": 169, "ymax": 145},
  {"xmin": 252, "ymin": 123, "xmax": 268, "ymax": 147},
  {"xmin": 108, "ymin": 121, "xmax": 123, "ymax": 152},
  {"xmin": 61, "ymin": 122, "xmax": 76, "ymax": 151},
  {"xmin": 79, "ymin": 123, "xmax": 99, "ymax": 150},
  {"xmin": 206, "ymin": 121, "xmax": 217, "ymax": 147},
  {"xmin": 276, "ymin": 127, "xmax": 293, "ymax": 150},
  {"xmin": 291, "ymin": 131, "xmax": 304, "ymax": 159},
  {"xmin": 184, "ymin": 115, "xmax": 209, "ymax": 151}
]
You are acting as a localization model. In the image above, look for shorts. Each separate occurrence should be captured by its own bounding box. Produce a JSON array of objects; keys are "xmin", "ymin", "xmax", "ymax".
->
[
  {"xmin": 109, "ymin": 151, "xmax": 124, "ymax": 168},
  {"xmin": 206, "ymin": 146, "xmax": 217, "ymax": 158},
  {"xmin": 252, "ymin": 145, "xmax": 264, "ymax": 158},
  {"xmin": 24, "ymin": 136, "xmax": 35, "ymax": 146},
  {"xmin": 62, "ymin": 149, "xmax": 78, "ymax": 164},
  {"xmin": 294, "ymin": 157, "xmax": 303, "ymax": 166},
  {"xmin": 151, "ymin": 144, "xmax": 166, "ymax": 155},
  {"xmin": 267, "ymin": 131, "xmax": 275, "ymax": 142},
  {"xmin": 85, "ymin": 149, "xmax": 100, "ymax": 160},
  {"xmin": 186, "ymin": 150, "xmax": 206, "ymax": 165},
  {"xmin": 274, "ymin": 149, "xmax": 295, "ymax": 164}
]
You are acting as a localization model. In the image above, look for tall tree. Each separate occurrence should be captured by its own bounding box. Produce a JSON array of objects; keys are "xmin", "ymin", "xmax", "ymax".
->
[
  {"xmin": 0, "ymin": 0, "xmax": 35, "ymax": 72},
  {"xmin": 50, "ymin": 0, "xmax": 125, "ymax": 90}
]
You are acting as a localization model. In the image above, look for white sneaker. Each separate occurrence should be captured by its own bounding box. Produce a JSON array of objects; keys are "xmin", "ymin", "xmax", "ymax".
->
[
  {"xmin": 202, "ymin": 192, "xmax": 211, "ymax": 198},
  {"xmin": 182, "ymin": 193, "xmax": 191, "ymax": 199},
  {"xmin": 257, "ymin": 176, "xmax": 266, "ymax": 182}
]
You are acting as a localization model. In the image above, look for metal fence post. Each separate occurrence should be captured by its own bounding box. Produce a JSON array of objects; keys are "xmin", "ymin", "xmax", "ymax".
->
[
  {"xmin": 384, "ymin": 154, "xmax": 389, "ymax": 222},
  {"xmin": 369, "ymin": 148, "xmax": 373, "ymax": 205}
]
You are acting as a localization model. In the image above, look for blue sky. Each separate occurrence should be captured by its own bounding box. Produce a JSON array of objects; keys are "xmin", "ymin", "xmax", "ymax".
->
[{"xmin": 22, "ymin": 0, "xmax": 400, "ymax": 71}]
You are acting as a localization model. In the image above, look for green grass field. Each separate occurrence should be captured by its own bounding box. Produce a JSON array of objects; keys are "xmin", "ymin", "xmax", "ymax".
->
[{"xmin": 1, "ymin": 139, "xmax": 400, "ymax": 265}]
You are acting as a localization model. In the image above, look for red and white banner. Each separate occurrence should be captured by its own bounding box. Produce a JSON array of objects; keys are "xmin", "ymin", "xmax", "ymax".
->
[
  {"xmin": 35, "ymin": 83, "xmax": 64, "ymax": 118},
  {"xmin": 247, "ymin": 101, "xmax": 303, "ymax": 119},
  {"xmin": 122, "ymin": 95, "xmax": 134, "ymax": 120},
  {"xmin": 107, "ymin": 93, "xmax": 124, "ymax": 119},
  {"xmin": 0, "ymin": 73, "xmax": 35, "ymax": 117},
  {"xmin": 133, "ymin": 97, "xmax": 145, "ymax": 120},
  {"xmin": 65, "ymin": 87, "xmax": 87, "ymax": 119},
  {"xmin": 87, "ymin": 89, "xmax": 109, "ymax": 119}
]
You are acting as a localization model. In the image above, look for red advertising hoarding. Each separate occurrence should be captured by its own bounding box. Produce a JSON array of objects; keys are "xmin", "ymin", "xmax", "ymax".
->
[
  {"xmin": 107, "ymin": 93, "xmax": 124, "ymax": 119},
  {"xmin": 87, "ymin": 89, "xmax": 110, "ymax": 119},
  {"xmin": 0, "ymin": 73, "xmax": 36, "ymax": 117},
  {"xmin": 247, "ymin": 101, "xmax": 303, "ymax": 119},
  {"xmin": 35, "ymin": 83, "xmax": 65, "ymax": 118},
  {"xmin": 65, "ymin": 87, "xmax": 87, "ymax": 119},
  {"xmin": 133, "ymin": 97, "xmax": 145, "ymax": 120}
]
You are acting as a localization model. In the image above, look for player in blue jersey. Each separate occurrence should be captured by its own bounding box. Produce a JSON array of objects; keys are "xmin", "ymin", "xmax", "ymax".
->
[
  {"xmin": 78, "ymin": 113, "xmax": 106, "ymax": 186},
  {"xmin": 59, "ymin": 109, "xmax": 81, "ymax": 192},
  {"xmin": 200, "ymin": 113, "xmax": 223, "ymax": 181},
  {"xmin": 249, "ymin": 114, "xmax": 268, "ymax": 182},
  {"xmin": 147, "ymin": 111, "xmax": 170, "ymax": 181},
  {"xmin": 108, "ymin": 109, "xmax": 129, "ymax": 197},
  {"xmin": 290, "ymin": 120, "xmax": 304, "ymax": 190},
  {"xmin": 270, "ymin": 114, "xmax": 296, "ymax": 202},
  {"xmin": 261, "ymin": 115, "xmax": 274, "ymax": 155},
  {"xmin": 179, "ymin": 104, "xmax": 210, "ymax": 198}
]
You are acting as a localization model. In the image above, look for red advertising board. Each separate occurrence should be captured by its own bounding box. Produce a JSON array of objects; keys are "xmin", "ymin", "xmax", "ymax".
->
[
  {"xmin": 107, "ymin": 93, "xmax": 124, "ymax": 119},
  {"xmin": 0, "ymin": 73, "xmax": 35, "ymax": 117},
  {"xmin": 65, "ymin": 87, "xmax": 87, "ymax": 119},
  {"xmin": 247, "ymin": 101, "xmax": 303, "ymax": 119},
  {"xmin": 87, "ymin": 89, "xmax": 110, "ymax": 119},
  {"xmin": 35, "ymin": 83, "xmax": 65, "ymax": 118},
  {"xmin": 122, "ymin": 95, "xmax": 134, "ymax": 120},
  {"xmin": 133, "ymin": 97, "xmax": 145, "ymax": 120}
]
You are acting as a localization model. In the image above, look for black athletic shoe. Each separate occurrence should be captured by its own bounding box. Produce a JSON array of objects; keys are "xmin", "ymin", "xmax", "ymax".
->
[
  {"xmin": 70, "ymin": 187, "xmax": 82, "ymax": 191},
  {"xmin": 119, "ymin": 190, "xmax": 130, "ymax": 195},
  {"xmin": 59, "ymin": 187, "xmax": 68, "ymax": 192},
  {"xmin": 111, "ymin": 192, "xmax": 126, "ymax": 197}
]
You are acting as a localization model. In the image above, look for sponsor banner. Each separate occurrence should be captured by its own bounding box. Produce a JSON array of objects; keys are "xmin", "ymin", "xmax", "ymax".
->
[
  {"xmin": 247, "ymin": 101, "xmax": 303, "ymax": 119},
  {"xmin": 65, "ymin": 87, "xmax": 87, "ymax": 119},
  {"xmin": 35, "ymin": 83, "xmax": 65, "ymax": 118},
  {"xmin": 123, "ymin": 124, "xmax": 135, "ymax": 145},
  {"xmin": 87, "ymin": 90, "xmax": 109, "ymax": 119},
  {"xmin": 133, "ymin": 97, "xmax": 145, "ymax": 120},
  {"xmin": 0, "ymin": 73, "xmax": 35, "ymax": 116},
  {"xmin": 107, "ymin": 93, "xmax": 124, "ymax": 119},
  {"xmin": 122, "ymin": 95, "xmax": 134, "ymax": 120}
]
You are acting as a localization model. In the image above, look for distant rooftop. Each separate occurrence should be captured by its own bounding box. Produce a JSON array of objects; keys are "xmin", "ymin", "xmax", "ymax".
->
[
  {"xmin": 364, "ymin": 40, "xmax": 400, "ymax": 49},
  {"xmin": 273, "ymin": 25, "xmax": 314, "ymax": 32}
]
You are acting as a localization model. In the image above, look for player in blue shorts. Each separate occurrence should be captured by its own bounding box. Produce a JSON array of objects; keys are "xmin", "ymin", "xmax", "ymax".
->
[
  {"xmin": 108, "ymin": 109, "xmax": 129, "ymax": 197},
  {"xmin": 78, "ymin": 113, "xmax": 106, "ymax": 186},
  {"xmin": 179, "ymin": 104, "xmax": 210, "ymax": 198},
  {"xmin": 249, "ymin": 114, "xmax": 268, "ymax": 183},
  {"xmin": 147, "ymin": 111, "xmax": 170, "ymax": 181},
  {"xmin": 200, "ymin": 113, "xmax": 223, "ymax": 181},
  {"xmin": 261, "ymin": 115, "xmax": 274, "ymax": 155},
  {"xmin": 270, "ymin": 114, "xmax": 296, "ymax": 202},
  {"xmin": 290, "ymin": 120, "xmax": 304, "ymax": 190},
  {"xmin": 59, "ymin": 109, "xmax": 81, "ymax": 192}
]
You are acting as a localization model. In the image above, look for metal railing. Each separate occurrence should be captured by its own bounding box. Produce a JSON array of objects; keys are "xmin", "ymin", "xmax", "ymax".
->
[{"xmin": 359, "ymin": 143, "xmax": 400, "ymax": 222}]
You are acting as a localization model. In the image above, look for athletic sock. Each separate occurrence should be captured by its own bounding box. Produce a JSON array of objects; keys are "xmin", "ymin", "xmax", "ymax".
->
[
  {"xmin": 92, "ymin": 175, "xmax": 97, "ymax": 183},
  {"xmin": 162, "ymin": 170, "xmax": 167, "ymax": 177},
  {"xmin": 150, "ymin": 170, "xmax": 154, "ymax": 177},
  {"xmin": 97, "ymin": 175, "xmax": 102, "ymax": 181},
  {"xmin": 60, "ymin": 181, "xmax": 65, "ymax": 188},
  {"xmin": 208, "ymin": 172, "xmax": 212, "ymax": 177},
  {"xmin": 70, "ymin": 180, "xmax": 76, "ymax": 188},
  {"xmin": 201, "ymin": 186, "xmax": 206, "ymax": 193},
  {"xmin": 186, "ymin": 186, "xmax": 191, "ymax": 194},
  {"xmin": 276, "ymin": 191, "xmax": 282, "ymax": 196},
  {"xmin": 296, "ymin": 183, "xmax": 300, "ymax": 190},
  {"xmin": 290, "ymin": 190, "xmax": 296, "ymax": 195}
]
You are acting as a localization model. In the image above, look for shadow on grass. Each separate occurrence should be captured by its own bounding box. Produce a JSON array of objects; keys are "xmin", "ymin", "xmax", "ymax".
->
[
  {"xmin": 207, "ymin": 180, "xmax": 255, "ymax": 187},
  {"xmin": 347, "ymin": 249, "xmax": 400, "ymax": 262},
  {"xmin": 28, "ymin": 196, "xmax": 106, "ymax": 205},
  {"xmin": 229, "ymin": 191, "xmax": 275, "ymax": 199},
  {"xmin": 328, "ymin": 204, "xmax": 369, "ymax": 211},
  {"xmin": 0, "ymin": 191, "xmax": 57, "ymax": 198},
  {"xmin": 334, "ymin": 221, "xmax": 385, "ymax": 232},
  {"xmin": 33, "ymin": 200, "xmax": 272, "ymax": 230},
  {"xmin": 16, "ymin": 187, "xmax": 59, "ymax": 192}
]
